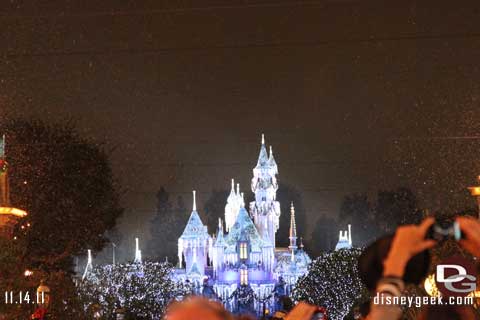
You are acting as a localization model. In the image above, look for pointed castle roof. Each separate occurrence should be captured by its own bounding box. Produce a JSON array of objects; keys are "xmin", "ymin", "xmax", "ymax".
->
[
  {"xmin": 180, "ymin": 191, "xmax": 209, "ymax": 240},
  {"xmin": 268, "ymin": 145, "xmax": 278, "ymax": 173},
  {"xmin": 225, "ymin": 205, "xmax": 267, "ymax": 253},
  {"xmin": 189, "ymin": 261, "xmax": 202, "ymax": 275},
  {"xmin": 255, "ymin": 134, "xmax": 269, "ymax": 168}
]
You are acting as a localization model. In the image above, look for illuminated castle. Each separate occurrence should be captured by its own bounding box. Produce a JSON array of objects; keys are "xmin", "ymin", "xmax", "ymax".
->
[
  {"xmin": 175, "ymin": 135, "xmax": 311, "ymax": 306},
  {"xmin": 0, "ymin": 135, "xmax": 27, "ymax": 237}
]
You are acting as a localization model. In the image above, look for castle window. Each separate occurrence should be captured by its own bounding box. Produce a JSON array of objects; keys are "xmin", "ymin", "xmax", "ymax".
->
[
  {"xmin": 240, "ymin": 269, "xmax": 248, "ymax": 285},
  {"xmin": 239, "ymin": 242, "xmax": 248, "ymax": 260}
]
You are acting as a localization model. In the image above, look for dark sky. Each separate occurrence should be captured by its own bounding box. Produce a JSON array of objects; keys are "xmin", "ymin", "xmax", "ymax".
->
[{"xmin": 2, "ymin": 0, "xmax": 480, "ymax": 260}]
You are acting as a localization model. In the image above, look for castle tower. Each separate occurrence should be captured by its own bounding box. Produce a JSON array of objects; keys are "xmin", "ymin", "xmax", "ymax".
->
[
  {"xmin": 249, "ymin": 134, "xmax": 281, "ymax": 247},
  {"xmin": 224, "ymin": 179, "xmax": 241, "ymax": 232},
  {"xmin": 288, "ymin": 202, "xmax": 297, "ymax": 252},
  {"xmin": 0, "ymin": 135, "xmax": 27, "ymax": 237},
  {"xmin": 178, "ymin": 191, "xmax": 211, "ymax": 277}
]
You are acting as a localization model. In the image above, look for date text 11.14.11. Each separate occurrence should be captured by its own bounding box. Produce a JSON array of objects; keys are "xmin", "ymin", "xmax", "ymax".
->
[{"xmin": 4, "ymin": 291, "xmax": 45, "ymax": 304}]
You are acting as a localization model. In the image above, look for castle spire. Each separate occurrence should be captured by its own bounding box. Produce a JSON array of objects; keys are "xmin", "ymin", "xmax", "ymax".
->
[
  {"xmin": 228, "ymin": 179, "xmax": 236, "ymax": 200},
  {"xmin": 256, "ymin": 134, "xmax": 269, "ymax": 167},
  {"xmin": 268, "ymin": 145, "xmax": 278, "ymax": 172},
  {"xmin": 225, "ymin": 180, "xmax": 241, "ymax": 233},
  {"xmin": 288, "ymin": 202, "xmax": 297, "ymax": 251},
  {"xmin": 192, "ymin": 190, "xmax": 197, "ymax": 211},
  {"xmin": 134, "ymin": 237, "xmax": 142, "ymax": 263}
]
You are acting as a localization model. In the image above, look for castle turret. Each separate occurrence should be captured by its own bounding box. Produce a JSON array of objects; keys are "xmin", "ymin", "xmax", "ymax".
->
[
  {"xmin": 178, "ymin": 191, "xmax": 211, "ymax": 277},
  {"xmin": 250, "ymin": 134, "xmax": 281, "ymax": 247}
]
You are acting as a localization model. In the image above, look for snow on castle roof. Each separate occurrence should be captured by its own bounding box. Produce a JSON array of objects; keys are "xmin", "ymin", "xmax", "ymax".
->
[
  {"xmin": 224, "ymin": 206, "xmax": 267, "ymax": 253},
  {"xmin": 180, "ymin": 191, "xmax": 209, "ymax": 241},
  {"xmin": 180, "ymin": 210, "xmax": 209, "ymax": 240}
]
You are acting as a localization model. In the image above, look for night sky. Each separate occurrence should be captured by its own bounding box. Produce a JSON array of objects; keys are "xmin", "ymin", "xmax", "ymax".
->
[{"xmin": 2, "ymin": 0, "xmax": 480, "ymax": 260}]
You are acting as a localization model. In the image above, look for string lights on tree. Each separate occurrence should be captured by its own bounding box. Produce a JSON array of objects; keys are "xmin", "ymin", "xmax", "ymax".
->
[
  {"xmin": 292, "ymin": 248, "xmax": 366, "ymax": 320},
  {"xmin": 78, "ymin": 261, "xmax": 192, "ymax": 319}
]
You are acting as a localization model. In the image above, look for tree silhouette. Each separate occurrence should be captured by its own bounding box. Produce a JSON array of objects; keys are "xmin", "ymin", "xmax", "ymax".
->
[
  {"xmin": 203, "ymin": 188, "xmax": 230, "ymax": 232},
  {"xmin": 375, "ymin": 187, "xmax": 421, "ymax": 234},
  {"xmin": 3, "ymin": 118, "xmax": 123, "ymax": 272},
  {"xmin": 336, "ymin": 187, "xmax": 422, "ymax": 248},
  {"xmin": 310, "ymin": 214, "xmax": 339, "ymax": 255},
  {"xmin": 148, "ymin": 188, "xmax": 187, "ymax": 263},
  {"xmin": 338, "ymin": 193, "xmax": 376, "ymax": 247}
]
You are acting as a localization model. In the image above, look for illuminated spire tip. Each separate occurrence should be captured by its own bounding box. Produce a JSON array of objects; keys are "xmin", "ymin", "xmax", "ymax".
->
[{"xmin": 192, "ymin": 190, "xmax": 196, "ymax": 211}]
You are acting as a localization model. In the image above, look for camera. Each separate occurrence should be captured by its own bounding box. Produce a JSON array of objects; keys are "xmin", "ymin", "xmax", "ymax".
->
[{"xmin": 425, "ymin": 220, "xmax": 464, "ymax": 242}]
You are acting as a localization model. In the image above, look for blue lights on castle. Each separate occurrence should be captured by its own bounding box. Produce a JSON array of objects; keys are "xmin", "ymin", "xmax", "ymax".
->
[{"xmin": 173, "ymin": 135, "xmax": 312, "ymax": 309}]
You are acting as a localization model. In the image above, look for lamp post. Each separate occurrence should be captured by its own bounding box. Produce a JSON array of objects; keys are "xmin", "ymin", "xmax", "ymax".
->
[{"xmin": 468, "ymin": 176, "xmax": 480, "ymax": 219}]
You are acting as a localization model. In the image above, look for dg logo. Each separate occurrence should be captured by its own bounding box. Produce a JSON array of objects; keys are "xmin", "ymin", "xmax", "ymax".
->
[{"xmin": 435, "ymin": 256, "xmax": 477, "ymax": 297}]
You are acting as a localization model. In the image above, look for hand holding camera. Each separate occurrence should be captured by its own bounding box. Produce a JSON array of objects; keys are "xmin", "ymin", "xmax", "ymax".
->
[
  {"xmin": 456, "ymin": 216, "xmax": 480, "ymax": 258},
  {"xmin": 383, "ymin": 218, "xmax": 437, "ymax": 278},
  {"xmin": 359, "ymin": 215, "xmax": 480, "ymax": 290}
]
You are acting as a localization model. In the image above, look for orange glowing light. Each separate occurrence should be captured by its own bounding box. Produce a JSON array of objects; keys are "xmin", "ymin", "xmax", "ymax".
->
[
  {"xmin": 469, "ymin": 187, "xmax": 480, "ymax": 196},
  {"xmin": 0, "ymin": 207, "xmax": 28, "ymax": 218}
]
